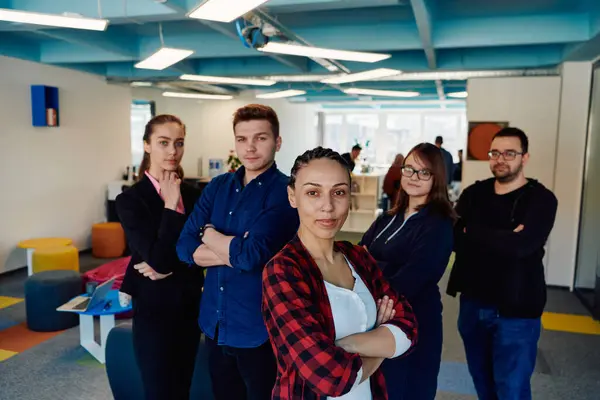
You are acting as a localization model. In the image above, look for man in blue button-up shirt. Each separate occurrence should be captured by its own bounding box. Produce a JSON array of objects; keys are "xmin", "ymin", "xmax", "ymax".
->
[{"xmin": 177, "ymin": 104, "xmax": 299, "ymax": 400}]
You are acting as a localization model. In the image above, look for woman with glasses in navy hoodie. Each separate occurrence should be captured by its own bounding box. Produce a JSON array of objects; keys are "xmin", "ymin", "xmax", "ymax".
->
[{"xmin": 360, "ymin": 142, "xmax": 455, "ymax": 400}]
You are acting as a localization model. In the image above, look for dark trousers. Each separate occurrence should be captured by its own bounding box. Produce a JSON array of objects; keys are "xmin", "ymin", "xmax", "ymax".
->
[
  {"xmin": 205, "ymin": 335, "xmax": 276, "ymax": 400},
  {"xmin": 458, "ymin": 296, "xmax": 541, "ymax": 400},
  {"xmin": 382, "ymin": 310, "xmax": 442, "ymax": 400},
  {"xmin": 132, "ymin": 312, "xmax": 200, "ymax": 400}
]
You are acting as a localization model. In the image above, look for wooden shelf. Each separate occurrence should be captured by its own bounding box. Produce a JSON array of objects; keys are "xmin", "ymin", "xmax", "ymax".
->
[{"xmin": 342, "ymin": 174, "xmax": 383, "ymax": 233}]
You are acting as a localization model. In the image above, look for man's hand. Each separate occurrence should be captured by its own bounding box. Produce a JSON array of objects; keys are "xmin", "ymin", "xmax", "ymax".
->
[
  {"xmin": 134, "ymin": 262, "xmax": 172, "ymax": 280},
  {"xmin": 514, "ymin": 224, "xmax": 525, "ymax": 232},
  {"xmin": 193, "ymin": 244, "xmax": 227, "ymax": 267}
]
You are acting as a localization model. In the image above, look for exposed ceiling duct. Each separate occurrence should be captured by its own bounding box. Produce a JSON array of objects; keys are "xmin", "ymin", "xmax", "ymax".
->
[{"xmin": 259, "ymin": 68, "xmax": 561, "ymax": 83}]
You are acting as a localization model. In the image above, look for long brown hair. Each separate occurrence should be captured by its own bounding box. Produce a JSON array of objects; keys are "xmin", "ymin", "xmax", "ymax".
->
[
  {"xmin": 137, "ymin": 114, "xmax": 185, "ymax": 181},
  {"xmin": 389, "ymin": 142, "xmax": 456, "ymax": 221}
]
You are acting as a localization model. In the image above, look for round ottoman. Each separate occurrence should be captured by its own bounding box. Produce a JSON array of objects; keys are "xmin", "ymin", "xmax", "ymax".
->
[
  {"xmin": 106, "ymin": 323, "xmax": 145, "ymax": 400},
  {"xmin": 25, "ymin": 270, "xmax": 82, "ymax": 332},
  {"xmin": 92, "ymin": 222, "xmax": 126, "ymax": 258},
  {"xmin": 106, "ymin": 326, "xmax": 214, "ymax": 400},
  {"xmin": 32, "ymin": 245, "xmax": 80, "ymax": 273}
]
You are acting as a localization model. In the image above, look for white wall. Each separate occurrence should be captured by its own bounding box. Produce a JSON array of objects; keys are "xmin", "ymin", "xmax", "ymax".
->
[
  {"xmin": 464, "ymin": 72, "xmax": 592, "ymax": 288},
  {"xmin": 549, "ymin": 62, "xmax": 593, "ymax": 289},
  {"xmin": 464, "ymin": 76, "xmax": 561, "ymax": 189},
  {"xmin": 0, "ymin": 56, "xmax": 131, "ymax": 274},
  {"xmin": 132, "ymin": 89, "xmax": 319, "ymax": 177},
  {"xmin": 573, "ymin": 63, "xmax": 598, "ymax": 290}
]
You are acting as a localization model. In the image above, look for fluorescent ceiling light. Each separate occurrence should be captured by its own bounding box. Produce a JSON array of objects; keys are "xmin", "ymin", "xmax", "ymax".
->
[
  {"xmin": 0, "ymin": 8, "xmax": 108, "ymax": 30},
  {"xmin": 180, "ymin": 74, "xmax": 276, "ymax": 86},
  {"xmin": 344, "ymin": 88, "xmax": 420, "ymax": 98},
  {"xmin": 258, "ymin": 42, "xmax": 391, "ymax": 63},
  {"xmin": 321, "ymin": 68, "xmax": 401, "ymax": 84},
  {"xmin": 162, "ymin": 92, "xmax": 233, "ymax": 100},
  {"xmin": 135, "ymin": 48, "xmax": 194, "ymax": 70},
  {"xmin": 188, "ymin": 0, "xmax": 269, "ymax": 23},
  {"xmin": 130, "ymin": 82, "xmax": 153, "ymax": 87},
  {"xmin": 447, "ymin": 91, "xmax": 468, "ymax": 98},
  {"xmin": 256, "ymin": 90, "xmax": 307, "ymax": 99},
  {"xmin": 266, "ymin": 74, "xmax": 333, "ymax": 82}
]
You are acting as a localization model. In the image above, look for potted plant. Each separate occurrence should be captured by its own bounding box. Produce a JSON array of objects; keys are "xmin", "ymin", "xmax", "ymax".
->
[{"xmin": 227, "ymin": 150, "xmax": 242, "ymax": 172}]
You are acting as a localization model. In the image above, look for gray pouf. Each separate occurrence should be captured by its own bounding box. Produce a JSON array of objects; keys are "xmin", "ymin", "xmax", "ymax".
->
[
  {"xmin": 106, "ymin": 325, "xmax": 214, "ymax": 400},
  {"xmin": 106, "ymin": 323, "xmax": 144, "ymax": 400},
  {"xmin": 25, "ymin": 270, "xmax": 82, "ymax": 332}
]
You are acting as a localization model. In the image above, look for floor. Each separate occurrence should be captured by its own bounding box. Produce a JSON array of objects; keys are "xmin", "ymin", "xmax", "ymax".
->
[{"xmin": 1, "ymin": 253, "xmax": 600, "ymax": 399}]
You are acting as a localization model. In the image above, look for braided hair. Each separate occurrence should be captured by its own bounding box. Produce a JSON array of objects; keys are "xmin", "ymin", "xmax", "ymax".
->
[{"xmin": 289, "ymin": 146, "xmax": 351, "ymax": 188}]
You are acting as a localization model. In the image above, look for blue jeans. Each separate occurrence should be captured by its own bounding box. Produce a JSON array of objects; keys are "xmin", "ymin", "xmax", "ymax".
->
[{"xmin": 458, "ymin": 296, "xmax": 541, "ymax": 400}]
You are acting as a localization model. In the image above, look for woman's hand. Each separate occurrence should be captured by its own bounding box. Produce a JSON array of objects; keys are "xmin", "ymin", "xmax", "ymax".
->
[
  {"xmin": 376, "ymin": 296, "xmax": 395, "ymax": 326},
  {"xmin": 159, "ymin": 170, "xmax": 181, "ymax": 210},
  {"xmin": 134, "ymin": 262, "xmax": 172, "ymax": 280}
]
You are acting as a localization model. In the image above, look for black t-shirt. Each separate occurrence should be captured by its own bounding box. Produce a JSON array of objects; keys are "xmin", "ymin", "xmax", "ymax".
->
[
  {"xmin": 461, "ymin": 183, "xmax": 530, "ymax": 303},
  {"xmin": 484, "ymin": 184, "xmax": 529, "ymax": 231}
]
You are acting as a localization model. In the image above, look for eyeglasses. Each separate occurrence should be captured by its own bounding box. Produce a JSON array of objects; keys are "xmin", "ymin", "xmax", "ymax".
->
[
  {"xmin": 401, "ymin": 166, "xmax": 432, "ymax": 181},
  {"xmin": 488, "ymin": 150, "xmax": 523, "ymax": 161}
]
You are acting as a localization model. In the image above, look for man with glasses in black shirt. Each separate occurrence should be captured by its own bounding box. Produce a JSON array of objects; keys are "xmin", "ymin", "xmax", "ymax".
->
[{"xmin": 447, "ymin": 127, "xmax": 558, "ymax": 400}]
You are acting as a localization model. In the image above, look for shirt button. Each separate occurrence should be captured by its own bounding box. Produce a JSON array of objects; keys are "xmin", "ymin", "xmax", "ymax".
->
[
  {"xmin": 236, "ymin": 189, "xmax": 239, "ymax": 192},
  {"xmin": 229, "ymin": 211, "xmax": 233, "ymax": 215},
  {"xmin": 220, "ymin": 286, "xmax": 224, "ymax": 291},
  {"xmin": 258, "ymin": 182, "xmax": 262, "ymax": 186}
]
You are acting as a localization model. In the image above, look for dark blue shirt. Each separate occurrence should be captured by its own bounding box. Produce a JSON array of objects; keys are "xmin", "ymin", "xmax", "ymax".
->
[{"xmin": 176, "ymin": 163, "xmax": 299, "ymax": 348}]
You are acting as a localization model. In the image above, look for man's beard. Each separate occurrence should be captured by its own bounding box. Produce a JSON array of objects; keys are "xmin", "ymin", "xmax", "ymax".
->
[{"xmin": 492, "ymin": 163, "xmax": 522, "ymax": 183}]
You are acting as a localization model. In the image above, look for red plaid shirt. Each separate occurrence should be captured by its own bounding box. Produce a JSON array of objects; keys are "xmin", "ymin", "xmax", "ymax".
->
[{"xmin": 262, "ymin": 235, "xmax": 418, "ymax": 399}]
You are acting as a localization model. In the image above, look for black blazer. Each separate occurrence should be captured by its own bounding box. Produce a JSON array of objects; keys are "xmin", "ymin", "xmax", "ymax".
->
[{"xmin": 116, "ymin": 175, "xmax": 204, "ymax": 316}]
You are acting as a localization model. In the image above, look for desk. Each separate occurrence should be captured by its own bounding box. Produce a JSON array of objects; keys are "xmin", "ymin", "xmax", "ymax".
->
[
  {"xmin": 18, "ymin": 238, "xmax": 73, "ymax": 276},
  {"xmin": 72, "ymin": 289, "xmax": 132, "ymax": 364}
]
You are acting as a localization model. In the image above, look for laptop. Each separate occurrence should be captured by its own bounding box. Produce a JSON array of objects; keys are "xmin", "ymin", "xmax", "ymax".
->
[{"xmin": 57, "ymin": 277, "xmax": 116, "ymax": 312}]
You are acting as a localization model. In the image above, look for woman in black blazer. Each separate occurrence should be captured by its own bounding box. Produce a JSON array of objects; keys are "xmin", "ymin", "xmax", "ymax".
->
[{"xmin": 116, "ymin": 114, "xmax": 204, "ymax": 400}]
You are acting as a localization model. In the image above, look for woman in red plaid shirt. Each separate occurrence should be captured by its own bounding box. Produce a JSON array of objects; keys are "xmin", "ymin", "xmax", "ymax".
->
[{"xmin": 262, "ymin": 147, "xmax": 418, "ymax": 399}]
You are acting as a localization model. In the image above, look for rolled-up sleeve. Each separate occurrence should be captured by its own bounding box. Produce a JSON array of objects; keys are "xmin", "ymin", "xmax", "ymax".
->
[{"xmin": 381, "ymin": 324, "xmax": 412, "ymax": 358}]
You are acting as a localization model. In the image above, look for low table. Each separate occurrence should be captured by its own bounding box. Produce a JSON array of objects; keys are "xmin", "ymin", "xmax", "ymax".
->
[
  {"xmin": 18, "ymin": 237, "xmax": 73, "ymax": 276},
  {"xmin": 71, "ymin": 289, "xmax": 132, "ymax": 364}
]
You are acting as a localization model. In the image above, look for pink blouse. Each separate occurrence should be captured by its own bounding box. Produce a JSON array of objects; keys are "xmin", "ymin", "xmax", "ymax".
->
[{"xmin": 144, "ymin": 171, "xmax": 185, "ymax": 214}]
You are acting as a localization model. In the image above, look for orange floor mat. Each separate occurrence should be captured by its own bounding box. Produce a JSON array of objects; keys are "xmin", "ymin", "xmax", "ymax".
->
[{"xmin": 0, "ymin": 323, "xmax": 66, "ymax": 353}]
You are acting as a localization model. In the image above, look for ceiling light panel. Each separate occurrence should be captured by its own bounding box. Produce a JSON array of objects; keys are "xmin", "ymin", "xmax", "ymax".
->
[
  {"xmin": 321, "ymin": 68, "xmax": 402, "ymax": 84},
  {"xmin": 180, "ymin": 74, "xmax": 276, "ymax": 86},
  {"xmin": 447, "ymin": 91, "xmax": 468, "ymax": 98},
  {"xmin": 135, "ymin": 48, "xmax": 194, "ymax": 70},
  {"xmin": 258, "ymin": 42, "xmax": 391, "ymax": 63},
  {"xmin": 344, "ymin": 88, "xmax": 420, "ymax": 98},
  {"xmin": 188, "ymin": 0, "xmax": 270, "ymax": 23},
  {"xmin": 0, "ymin": 8, "xmax": 108, "ymax": 30},
  {"xmin": 162, "ymin": 92, "xmax": 233, "ymax": 100},
  {"xmin": 256, "ymin": 90, "xmax": 307, "ymax": 99}
]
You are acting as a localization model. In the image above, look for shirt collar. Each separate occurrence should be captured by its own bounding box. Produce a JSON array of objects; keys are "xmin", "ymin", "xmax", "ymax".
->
[
  {"xmin": 234, "ymin": 161, "xmax": 279, "ymax": 186},
  {"xmin": 144, "ymin": 170, "xmax": 161, "ymax": 194}
]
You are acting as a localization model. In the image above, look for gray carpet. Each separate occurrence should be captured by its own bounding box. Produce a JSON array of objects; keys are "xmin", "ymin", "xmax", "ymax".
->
[{"xmin": 1, "ymin": 254, "xmax": 600, "ymax": 399}]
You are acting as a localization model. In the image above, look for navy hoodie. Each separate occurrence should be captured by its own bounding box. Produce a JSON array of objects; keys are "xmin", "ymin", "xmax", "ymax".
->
[{"xmin": 360, "ymin": 206, "xmax": 454, "ymax": 316}]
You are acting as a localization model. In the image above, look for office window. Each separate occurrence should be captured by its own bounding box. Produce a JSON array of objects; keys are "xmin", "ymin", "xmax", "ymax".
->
[
  {"xmin": 130, "ymin": 101, "xmax": 155, "ymax": 167},
  {"xmin": 322, "ymin": 110, "xmax": 467, "ymax": 170}
]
